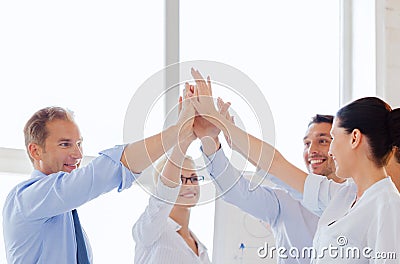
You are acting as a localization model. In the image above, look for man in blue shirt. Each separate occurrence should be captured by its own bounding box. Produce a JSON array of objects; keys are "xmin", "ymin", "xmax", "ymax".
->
[
  {"xmin": 3, "ymin": 99, "xmax": 195, "ymax": 263},
  {"xmin": 196, "ymin": 107, "xmax": 344, "ymax": 263}
]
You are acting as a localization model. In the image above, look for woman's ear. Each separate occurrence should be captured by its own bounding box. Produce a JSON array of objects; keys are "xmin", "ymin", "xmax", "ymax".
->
[{"xmin": 351, "ymin": 129, "xmax": 362, "ymax": 149}]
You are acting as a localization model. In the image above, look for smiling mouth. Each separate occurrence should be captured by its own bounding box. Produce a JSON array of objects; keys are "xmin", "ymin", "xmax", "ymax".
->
[
  {"xmin": 179, "ymin": 193, "xmax": 197, "ymax": 198},
  {"xmin": 64, "ymin": 163, "xmax": 79, "ymax": 170},
  {"xmin": 309, "ymin": 159, "xmax": 325, "ymax": 165}
]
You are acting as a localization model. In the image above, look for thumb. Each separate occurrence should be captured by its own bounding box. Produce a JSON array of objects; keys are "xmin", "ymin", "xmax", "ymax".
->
[
  {"xmin": 178, "ymin": 96, "xmax": 183, "ymax": 113},
  {"xmin": 190, "ymin": 97, "xmax": 201, "ymax": 111},
  {"xmin": 207, "ymin": 76, "xmax": 212, "ymax": 96}
]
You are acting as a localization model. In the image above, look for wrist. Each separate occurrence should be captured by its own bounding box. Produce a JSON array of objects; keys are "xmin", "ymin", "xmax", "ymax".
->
[
  {"xmin": 179, "ymin": 139, "xmax": 192, "ymax": 152},
  {"xmin": 204, "ymin": 112, "xmax": 227, "ymax": 134},
  {"xmin": 201, "ymin": 136, "xmax": 221, "ymax": 156}
]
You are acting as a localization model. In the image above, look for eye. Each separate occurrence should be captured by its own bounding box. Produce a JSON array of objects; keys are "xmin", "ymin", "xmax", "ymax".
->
[
  {"xmin": 304, "ymin": 141, "xmax": 311, "ymax": 148},
  {"xmin": 320, "ymin": 137, "xmax": 332, "ymax": 145},
  {"xmin": 193, "ymin": 176, "xmax": 204, "ymax": 183},
  {"xmin": 191, "ymin": 177, "xmax": 199, "ymax": 182},
  {"xmin": 59, "ymin": 142, "xmax": 72, "ymax": 147}
]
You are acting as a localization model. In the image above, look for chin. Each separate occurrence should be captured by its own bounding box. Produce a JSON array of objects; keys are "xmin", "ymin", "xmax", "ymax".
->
[
  {"xmin": 177, "ymin": 202, "xmax": 197, "ymax": 208},
  {"xmin": 309, "ymin": 167, "xmax": 322, "ymax": 176},
  {"xmin": 335, "ymin": 169, "xmax": 348, "ymax": 179},
  {"xmin": 177, "ymin": 198, "xmax": 199, "ymax": 207}
]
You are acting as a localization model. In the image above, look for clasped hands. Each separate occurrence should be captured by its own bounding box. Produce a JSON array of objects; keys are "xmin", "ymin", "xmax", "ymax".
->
[{"xmin": 176, "ymin": 68, "xmax": 235, "ymax": 155}]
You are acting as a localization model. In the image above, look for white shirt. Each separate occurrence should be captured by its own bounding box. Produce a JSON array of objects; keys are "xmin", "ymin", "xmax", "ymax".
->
[
  {"xmin": 132, "ymin": 179, "xmax": 211, "ymax": 264},
  {"xmin": 204, "ymin": 148, "xmax": 319, "ymax": 264},
  {"xmin": 303, "ymin": 174, "xmax": 400, "ymax": 263}
]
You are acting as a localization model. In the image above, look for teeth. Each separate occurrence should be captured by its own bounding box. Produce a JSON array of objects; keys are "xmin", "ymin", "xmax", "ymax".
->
[
  {"xmin": 181, "ymin": 194, "xmax": 195, "ymax": 198},
  {"xmin": 310, "ymin": 159, "xmax": 324, "ymax": 164}
]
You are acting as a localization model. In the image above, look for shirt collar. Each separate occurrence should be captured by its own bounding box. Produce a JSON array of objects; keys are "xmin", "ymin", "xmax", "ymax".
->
[
  {"xmin": 167, "ymin": 217, "xmax": 208, "ymax": 253},
  {"xmin": 167, "ymin": 217, "xmax": 182, "ymax": 231},
  {"xmin": 31, "ymin": 169, "xmax": 47, "ymax": 178},
  {"xmin": 362, "ymin": 177, "xmax": 394, "ymax": 197}
]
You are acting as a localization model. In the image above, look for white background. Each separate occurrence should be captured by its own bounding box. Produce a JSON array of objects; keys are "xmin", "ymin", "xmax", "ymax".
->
[{"xmin": 0, "ymin": 1, "xmax": 343, "ymax": 263}]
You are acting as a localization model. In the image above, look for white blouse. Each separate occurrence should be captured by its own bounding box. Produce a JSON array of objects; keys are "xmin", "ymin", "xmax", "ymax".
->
[
  {"xmin": 132, "ymin": 180, "xmax": 211, "ymax": 264},
  {"xmin": 303, "ymin": 174, "xmax": 400, "ymax": 263}
]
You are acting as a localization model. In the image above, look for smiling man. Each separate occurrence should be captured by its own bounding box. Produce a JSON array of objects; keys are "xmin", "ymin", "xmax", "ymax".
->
[
  {"xmin": 198, "ymin": 109, "xmax": 345, "ymax": 263},
  {"xmin": 303, "ymin": 114, "xmax": 344, "ymax": 183},
  {"xmin": 2, "ymin": 104, "xmax": 195, "ymax": 264}
]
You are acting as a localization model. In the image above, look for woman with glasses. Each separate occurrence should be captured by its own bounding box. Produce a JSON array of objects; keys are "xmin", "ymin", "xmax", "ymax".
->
[{"xmin": 132, "ymin": 86, "xmax": 212, "ymax": 264}]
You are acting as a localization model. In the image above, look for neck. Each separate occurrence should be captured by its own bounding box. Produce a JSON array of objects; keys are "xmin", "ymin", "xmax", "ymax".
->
[
  {"xmin": 389, "ymin": 163, "xmax": 400, "ymax": 192},
  {"xmin": 327, "ymin": 173, "xmax": 346, "ymax": 183},
  {"xmin": 352, "ymin": 166, "xmax": 387, "ymax": 199},
  {"xmin": 170, "ymin": 206, "xmax": 191, "ymax": 237}
]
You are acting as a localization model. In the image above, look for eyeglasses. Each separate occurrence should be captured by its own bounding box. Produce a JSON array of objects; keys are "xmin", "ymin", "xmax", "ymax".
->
[{"xmin": 180, "ymin": 175, "xmax": 205, "ymax": 184}]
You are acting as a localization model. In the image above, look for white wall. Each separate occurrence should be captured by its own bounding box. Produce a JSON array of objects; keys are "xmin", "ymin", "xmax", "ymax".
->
[
  {"xmin": 343, "ymin": 0, "xmax": 400, "ymax": 107},
  {"xmin": 377, "ymin": 0, "xmax": 400, "ymax": 107}
]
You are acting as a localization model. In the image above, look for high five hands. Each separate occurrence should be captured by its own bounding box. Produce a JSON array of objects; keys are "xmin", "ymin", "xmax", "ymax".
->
[{"xmin": 178, "ymin": 68, "xmax": 235, "ymax": 155}]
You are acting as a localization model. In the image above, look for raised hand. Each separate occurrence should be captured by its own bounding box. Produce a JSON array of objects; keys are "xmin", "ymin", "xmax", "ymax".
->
[
  {"xmin": 190, "ymin": 68, "xmax": 219, "ymax": 117},
  {"xmin": 216, "ymin": 97, "xmax": 235, "ymax": 149},
  {"xmin": 193, "ymin": 116, "xmax": 220, "ymax": 141},
  {"xmin": 176, "ymin": 83, "xmax": 196, "ymax": 144}
]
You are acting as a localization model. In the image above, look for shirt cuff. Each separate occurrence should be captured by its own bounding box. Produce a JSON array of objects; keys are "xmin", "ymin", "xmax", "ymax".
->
[
  {"xmin": 303, "ymin": 173, "xmax": 326, "ymax": 212},
  {"xmin": 201, "ymin": 146, "xmax": 243, "ymax": 194},
  {"xmin": 100, "ymin": 144, "xmax": 141, "ymax": 192},
  {"xmin": 201, "ymin": 146, "xmax": 227, "ymax": 178}
]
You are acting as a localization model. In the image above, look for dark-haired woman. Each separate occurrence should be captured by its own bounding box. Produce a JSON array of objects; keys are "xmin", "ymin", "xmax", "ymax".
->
[{"xmin": 190, "ymin": 69, "xmax": 400, "ymax": 263}]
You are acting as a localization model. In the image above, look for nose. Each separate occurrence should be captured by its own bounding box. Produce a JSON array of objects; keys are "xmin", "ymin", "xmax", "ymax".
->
[
  {"xmin": 308, "ymin": 142, "xmax": 319, "ymax": 154},
  {"xmin": 71, "ymin": 143, "xmax": 83, "ymax": 159},
  {"xmin": 328, "ymin": 146, "xmax": 333, "ymax": 157}
]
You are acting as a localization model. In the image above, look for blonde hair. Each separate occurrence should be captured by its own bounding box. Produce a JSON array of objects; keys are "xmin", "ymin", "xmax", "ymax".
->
[{"xmin": 153, "ymin": 155, "xmax": 196, "ymax": 185}]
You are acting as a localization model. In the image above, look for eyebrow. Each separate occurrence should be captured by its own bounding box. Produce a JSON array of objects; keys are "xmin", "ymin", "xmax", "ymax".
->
[
  {"xmin": 303, "ymin": 133, "xmax": 332, "ymax": 140},
  {"xmin": 58, "ymin": 137, "xmax": 83, "ymax": 142},
  {"xmin": 181, "ymin": 173, "xmax": 198, "ymax": 177}
]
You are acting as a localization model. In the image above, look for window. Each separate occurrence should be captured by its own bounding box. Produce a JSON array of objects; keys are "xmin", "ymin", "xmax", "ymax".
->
[
  {"xmin": 1, "ymin": 1, "xmax": 341, "ymax": 263},
  {"xmin": 0, "ymin": 1, "xmax": 163, "ymax": 263},
  {"xmin": 180, "ymin": 1, "xmax": 340, "ymax": 262}
]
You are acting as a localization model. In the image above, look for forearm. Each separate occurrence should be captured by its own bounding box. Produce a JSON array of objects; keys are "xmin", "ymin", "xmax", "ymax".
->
[
  {"xmin": 204, "ymin": 148, "xmax": 280, "ymax": 223},
  {"xmin": 160, "ymin": 140, "xmax": 191, "ymax": 188},
  {"xmin": 200, "ymin": 136, "xmax": 221, "ymax": 156},
  {"xmin": 203, "ymin": 112, "xmax": 307, "ymax": 193},
  {"xmin": 121, "ymin": 125, "xmax": 179, "ymax": 173}
]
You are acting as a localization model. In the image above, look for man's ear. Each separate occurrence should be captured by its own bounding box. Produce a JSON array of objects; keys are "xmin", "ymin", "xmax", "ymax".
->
[
  {"xmin": 28, "ymin": 143, "xmax": 42, "ymax": 161},
  {"xmin": 350, "ymin": 129, "xmax": 362, "ymax": 149}
]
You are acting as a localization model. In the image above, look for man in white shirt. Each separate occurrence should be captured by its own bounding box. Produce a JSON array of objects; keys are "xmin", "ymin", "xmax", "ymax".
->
[
  {"xmin": 189, "ymin": 70, "xmax": 400, "ymax": 263},
  {"xmin": 195, "ymin": 112, "xmax": 344, "ymax": 264}
]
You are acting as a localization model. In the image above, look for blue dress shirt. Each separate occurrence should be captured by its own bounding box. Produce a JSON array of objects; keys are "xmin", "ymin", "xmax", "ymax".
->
[
  {"xmin": 203, "ymin": 148, "xmax": 319, "ymax": 264},
  {"xmin": 2, "ymin": 145, "xmax": 139, "ymax": 264}
]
